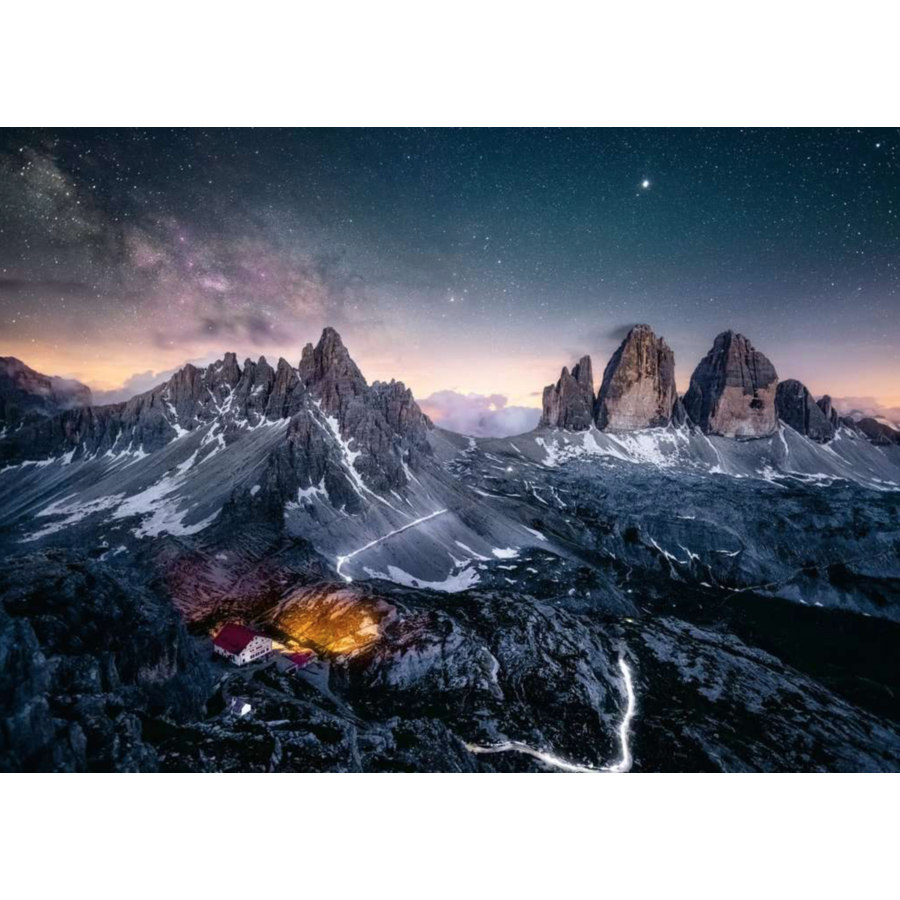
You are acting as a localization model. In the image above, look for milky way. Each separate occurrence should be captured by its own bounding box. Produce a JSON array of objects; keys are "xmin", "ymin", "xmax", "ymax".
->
[{"xmin": 1, "ymin": 128, "xmax": 898, "ymax": 428}]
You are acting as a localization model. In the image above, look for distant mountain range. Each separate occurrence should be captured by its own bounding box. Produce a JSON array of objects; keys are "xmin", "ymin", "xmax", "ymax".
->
[
  {"xmin": 1, "ymin": 324, "xmax": 899, "ymax": 561},
  {"xmin": 540, "ymin": 323, "xmax": 900, "ymax": 443}
]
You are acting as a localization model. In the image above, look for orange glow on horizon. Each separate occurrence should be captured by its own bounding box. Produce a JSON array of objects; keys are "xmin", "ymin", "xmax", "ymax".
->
[{"xmin": 2, "ymin": 332, "xmax": 897, "ymax": 416}]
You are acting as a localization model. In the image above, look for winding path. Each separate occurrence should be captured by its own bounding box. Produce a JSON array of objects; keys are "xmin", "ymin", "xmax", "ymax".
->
[
  {"xmin": 335, "ymin": 508, "xmax": 449, "ymax": 583},
  {"xmin": 466, "ymin": 656, "xmax": 637, "ymax": 773}
]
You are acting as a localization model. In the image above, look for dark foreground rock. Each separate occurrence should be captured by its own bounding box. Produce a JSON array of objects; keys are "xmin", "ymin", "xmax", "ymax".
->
[
  {"xmin": 0, "ymin": 550, "xmax": 212, "ymax": 772},
  {"xmin": 3, "ymin": 539, "xmax": 900, "ymax": 772},
  {"xmin": 145, "ymin": 576, "xmax": 900, "ymax": 773}
]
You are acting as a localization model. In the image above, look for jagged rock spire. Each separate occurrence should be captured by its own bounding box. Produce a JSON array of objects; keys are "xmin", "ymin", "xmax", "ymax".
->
[
  {"xmin": 594, "ymin": 325, "xmax": 678, "ymax": 431},
  {"xmin": 776, "ymin": 379, "xmax": 835, "ymax": 442},
  {"xmin": 220, "ymin": 352, "xmax": 241, "ymax": 386},
  {"xmin": 683, "ymin": 331, "xmax": 778, "ymax": 438},
  {"xmin": 278, "ymin": 329, "xmax": 433, "ymax": 508},
  {"xmin": 298, "ymin": 327, "xmax": 368, "ymax": 420},
  {"xmin": 816, "ymin": 395, "xmax": 841, "ymax": 430},
  {"xmin": 540, "ymin": 356, "xmax": 595, "ymax": 431}
]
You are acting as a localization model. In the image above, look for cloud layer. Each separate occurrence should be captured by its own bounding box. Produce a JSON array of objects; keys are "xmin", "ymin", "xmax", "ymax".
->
[
  {"xmin": 830, "ymin": 396, "xmax": 900, "ymax": 423},
  {"xmin": 91, "ymin": 364, "xmax": 197, "ymax": 405},
  {"xmin": 419, "ymin": 390, "xmax": 540, "ymax": 438}
]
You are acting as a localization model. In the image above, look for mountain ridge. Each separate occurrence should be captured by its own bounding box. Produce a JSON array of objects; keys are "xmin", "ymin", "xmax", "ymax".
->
[
  {"xmin": 0, "ymin": 356, "xmax": 92, "ymax": 430},
  {"xmin": 1, "ymin": 325, "xmax": 898, "ymax": 597}
]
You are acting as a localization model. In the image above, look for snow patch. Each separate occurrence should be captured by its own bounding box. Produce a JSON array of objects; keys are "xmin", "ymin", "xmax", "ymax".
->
[
  {"xmin": 314, "ymin": 402, "xmax": 404, "ymax": 514},
  {"xmin": 455, "ymin": 541, "xmax": 490, "ymax": 561},
  {"xmin": 364, "ymin": 563, "xmax": 481, "ymax": 593},
  {"xmin": 295, "ymin": 478, "xmax": 329, "ymax": 505},
  {"xmin": 492, "ymin": 547, "xmax": 519, "ymax": 559},
  {"xmin": 23, "ymin": 494, "xmax": 125, "ymax": 542}
]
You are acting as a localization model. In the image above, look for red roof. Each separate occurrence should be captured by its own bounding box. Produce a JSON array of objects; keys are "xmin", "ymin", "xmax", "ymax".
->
[
  {"xmin": 288, "ymin": 651, "xmax": 314, "ymax": 668},
  {"xmin": 214, "ymin": 623, "xmax": 261, "ymax": 655}
]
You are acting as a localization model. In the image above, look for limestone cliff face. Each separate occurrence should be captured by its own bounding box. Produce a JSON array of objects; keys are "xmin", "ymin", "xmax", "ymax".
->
[
  {"xmin": 540, "ymin": 356, "xmax": 594, "ymax": 431},
  {"xmin": 594, "ymin": 325, "xmax": 677, "ymax": 431},
  {"xmin": 816, "ymin": 395, "xmax": 842, "ymax": 431},
  {"xmin": 683, "ymin": 331, "xmax": 778, "ymax": 438},
  {"xmin": 776, "ymin": 379, "xmax": 835, "ymax": 443},
  {"xmin": 298, "ymin": 326, "xmax": 368, "ymax": 421}
]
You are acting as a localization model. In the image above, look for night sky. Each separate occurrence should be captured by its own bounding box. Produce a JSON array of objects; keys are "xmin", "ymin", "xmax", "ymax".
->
[{"xmin": 1, "ymin": 128, "xmax": 898, "ymax": 434}]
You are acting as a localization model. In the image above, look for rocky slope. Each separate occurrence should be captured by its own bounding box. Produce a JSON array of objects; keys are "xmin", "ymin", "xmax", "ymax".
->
[
  {"xmin": 683, "ymin": 331, "xmax": 779, "ymax": 438},
  {"xmin": 540, "ymin": 356, "xmax": 594, "ymax": 431},
  {"xmin": 2, "ymin": 325, "xmax": 899, "ymax": 597},
  {"xmin": 0, "ymin": 356, "xmax": 92, "ymax": 429},
  {"xmin": 4, "ymin": 547, "xmax": 898, "ymax": 773},
  {"xmin": 0, "ymin": 550, "xmax": 211, "ymax": 772},
  {"xmin": 594, "ymin": 324, "xmax": 680, "ymax": 431},
  {"xmin": 0, "ymin": 329, "xmax": 434, "ymax": 524},
  {"xmin": 855, "ymin": 417, "xmax": 900, "ymax": 446}
]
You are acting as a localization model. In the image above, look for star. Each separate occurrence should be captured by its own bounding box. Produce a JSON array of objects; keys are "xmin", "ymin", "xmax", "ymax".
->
[{"xmin": 641, "ymin": 179, "xmax": 651, "ymax": 190}]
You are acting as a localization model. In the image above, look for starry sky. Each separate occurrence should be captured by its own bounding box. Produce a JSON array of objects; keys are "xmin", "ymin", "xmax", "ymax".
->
[{"xmin": 1, "ymin": 128, "xmax": 898, "ymax": 433}]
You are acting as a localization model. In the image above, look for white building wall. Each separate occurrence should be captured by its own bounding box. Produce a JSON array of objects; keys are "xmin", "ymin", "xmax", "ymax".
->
[{"xmin": 215, "ymin": 634, "xmax": 272, "ymax": 666}]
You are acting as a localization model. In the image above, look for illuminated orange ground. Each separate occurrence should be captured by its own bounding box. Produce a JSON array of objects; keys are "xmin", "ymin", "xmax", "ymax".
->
[{"xmin": 272, "ymin": 587, "xmax": 390, "ymax": 657}]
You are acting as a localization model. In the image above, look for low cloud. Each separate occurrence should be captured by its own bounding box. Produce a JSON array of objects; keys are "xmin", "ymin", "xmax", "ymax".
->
[
  {"xmin": 420, "ymin": 390, "xmax": 540, "ymax": 438},
  {"xmin": 91, "ymin": 363, "xmax": 197, "ymax": 405},
  {"xmin": 829, "ymin": 396, "xmax": 900, "ymax": 423},
  {"xmin": 558, "ymin": 323, "xmax": 643, "ymax": 369},
  {"xmin": 602, "ymin": 323, "xmax": 641, "ymax": 343}
]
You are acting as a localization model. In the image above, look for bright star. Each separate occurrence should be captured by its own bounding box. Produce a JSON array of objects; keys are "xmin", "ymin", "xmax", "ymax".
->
[{"xmin": 641, "ymin": 179, "xmax": 651, "ymax": 189}]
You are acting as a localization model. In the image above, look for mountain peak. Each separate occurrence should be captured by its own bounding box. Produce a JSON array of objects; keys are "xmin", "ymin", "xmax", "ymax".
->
[
  {"xmin": 684, "ymin": 331, "xmax": 778, "ymax": 437},
  {"xmin": 776, "ymin": 378, "xmax": 835, "ymax": 442},
  {"xmin": 298, "ymin": 328, "xmax": 368, "ymax": 419},
  {"xmin": 594, "ymin": 324, "xmax": 677, "ymax": 431},
  {"xmin": 540, "ymin": 356, "xmax": 595, "ymax": 430},
  {"xmin": 319, "ymin": 325, "xmax": 344, "ymax": 345},
  {"xmin": 219, "ymin": 352, "xmax": 241, "ymax": 386},
  {"xmin": 816, "ymin": 394, "xmax": 841, "ymax": 430}
]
